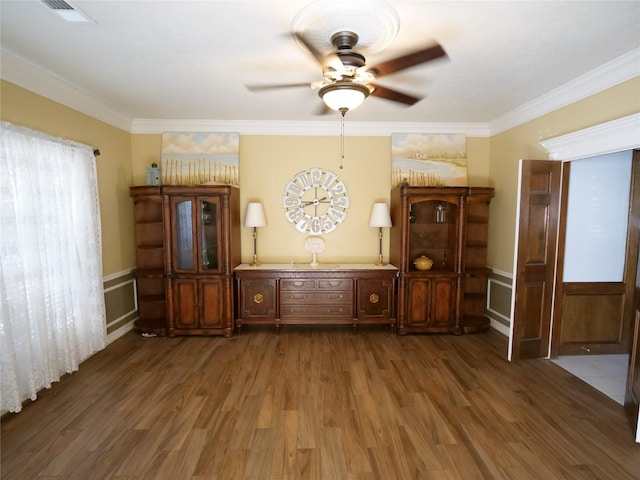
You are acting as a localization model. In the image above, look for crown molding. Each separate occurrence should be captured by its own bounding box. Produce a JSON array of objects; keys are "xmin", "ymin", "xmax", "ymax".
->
[
  {"xmin": 129, "ymin": 118, "xmax": 490, "ymax": 137},
  {"xmin": 540, "ymin": 112, "xmax": 640, "ymax": 161},
  {"xmin": 488, "ymin": 48, "xmax": 640, "ymax": 135},
  {"xmin": 3, "ymin": 46, "xmax": 637, "ymax": 138},
  {"xmin": 1, "ymin": 49, "xmax": 132, "ymax": 132}
]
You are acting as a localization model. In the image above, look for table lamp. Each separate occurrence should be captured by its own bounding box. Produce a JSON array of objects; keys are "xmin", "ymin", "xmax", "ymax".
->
[
  {"xmin": 244, "ymin": 202, "xmax": 266, "ymax": 266},
  {"xmin": 369, "ymin": 202, "xmax": 392, "ymax": 266}
]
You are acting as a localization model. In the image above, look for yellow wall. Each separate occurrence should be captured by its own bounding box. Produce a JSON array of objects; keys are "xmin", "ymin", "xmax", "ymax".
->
[
  {"xmin": 3, "ymin": 76, "xmax": 638, "ymax": 274},
  {"xmin": 131, "ymin": 134, "xmax": 491, "ymax": 264},
  {"xmin": 1, "ymin": 80, "xmax": 135, "ymax": 276},
  {"xmin": 488, "ymin": 77, "xmax": 640, "ymax": 272}
]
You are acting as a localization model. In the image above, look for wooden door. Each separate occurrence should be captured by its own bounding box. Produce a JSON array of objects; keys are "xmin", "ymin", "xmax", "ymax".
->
[
  {"xmin": 626, "ymin": 309, "xmax": 640, "ymax": 438},
  {"xmin": 625, "ymin": 153, "xmax": 640, "ymax": 438},
  {"xmin": 510, "ymin": 160, "xmax": 562, "ymax": 360},
  {"xmin": 553, "ymin": 153, "xmax": 638, "ymax": 355}
]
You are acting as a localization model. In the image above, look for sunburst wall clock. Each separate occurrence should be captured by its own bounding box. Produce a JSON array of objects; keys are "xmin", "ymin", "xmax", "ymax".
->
[{"xmin": 282, "ymin": 168, "xmax": 349, "ymax": 235}]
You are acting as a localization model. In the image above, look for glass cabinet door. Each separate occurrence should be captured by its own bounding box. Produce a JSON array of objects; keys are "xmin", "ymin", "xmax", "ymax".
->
[
  {"xmin": 199, "ymin": 198, "xmax": 220, "ymax": 271},
  {"xmin": 408, "ymin": 199, "xmax": 458, "ymax": 271},
  {"xmin": 174, "ymin": 198, "xmax": 195, "ymax": 270},
  {"xmin": 171, "ymin": 196, "xmax": 222, "ymax": 273}
]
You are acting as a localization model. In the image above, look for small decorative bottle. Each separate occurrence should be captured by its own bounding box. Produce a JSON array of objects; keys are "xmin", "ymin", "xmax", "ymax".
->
[
  {"xmin": 146, "ymin": 162, "xmax": 161, "ymax": 186},
  {"xmin": 435, "ymin": 204, "xmax": 446, "ymax": 223}
]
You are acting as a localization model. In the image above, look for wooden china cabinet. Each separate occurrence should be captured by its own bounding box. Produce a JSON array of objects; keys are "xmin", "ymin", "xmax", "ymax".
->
[
  {"xmin": 130, "ymin": 185, "xmax": 240, "ymax": 337},
  {"xmin": 389, "ymin": 185, "xmax": 494, "ymax": 335}
]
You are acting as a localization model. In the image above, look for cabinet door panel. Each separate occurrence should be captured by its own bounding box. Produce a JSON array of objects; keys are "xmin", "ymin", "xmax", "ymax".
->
[
  {"xmin": 407, "ymin": 279, "xmax": 431, "ymax": 326},
  {"xmin": 431, "ymin": 277, "xmax": 455, "ymax": 327},
  {"xmin": 239, "ymin": 278, "xmax": 276, "ymax": 320},
  {"xmin": 358, "ymin": 278, "xmax": 392, "ymax": 319},
  {"xmin": 173, "ymin": 279, "xmax": 199, "ymax": 328},
  {"xmin": 201, "ymin": 279, "xmax": 224, "ymax": 328},
  {"xmin": 407, "ymin": 277, "xmax": 455, "ymax": 328}
]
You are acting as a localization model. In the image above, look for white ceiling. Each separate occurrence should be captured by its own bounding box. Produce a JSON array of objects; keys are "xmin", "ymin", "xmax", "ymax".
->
[{"xmin": 1, "ymin": 0, "xmax": 639, "ymax": 135}]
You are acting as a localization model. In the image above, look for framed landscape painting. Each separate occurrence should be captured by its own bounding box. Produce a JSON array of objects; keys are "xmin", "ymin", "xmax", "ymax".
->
[
  {"xmin": 391, "ymin": 133, "xmax": 467, "ymax": 187},
  {"xmin": 161, "ymin": 132, "xmax": 239, "ymax": 186}
]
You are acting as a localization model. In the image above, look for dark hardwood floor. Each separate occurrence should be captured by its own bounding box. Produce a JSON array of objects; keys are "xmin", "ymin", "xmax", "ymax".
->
[{"xmin": 2, "ymin": 326, "xmax": 639, "ymax": 479}]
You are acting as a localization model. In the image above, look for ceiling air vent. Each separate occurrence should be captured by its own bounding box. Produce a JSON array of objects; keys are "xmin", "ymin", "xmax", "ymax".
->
[{"xmin": 41, "ymin": 0, "xmax": 94, "ymax": 22}]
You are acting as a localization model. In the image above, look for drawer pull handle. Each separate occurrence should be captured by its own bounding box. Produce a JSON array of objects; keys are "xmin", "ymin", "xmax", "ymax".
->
[
  {"xmin": 253, "ymin": 293, "xmax": 264, "ymax": 304},
  {"xmin": 369, "ymin": 293, "xmax": 379, "ymax": 304}
]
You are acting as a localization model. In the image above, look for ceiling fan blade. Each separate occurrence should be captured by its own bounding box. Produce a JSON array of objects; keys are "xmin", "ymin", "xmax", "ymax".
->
[
  {"xmin": 370, "ymin": 84, "xmax": 422, "ymax": 106},
  {"xmin": 245, "ymin": 82, "xmax": 311, "ymax": 91},
  {"xmin": 293, "ymin": 32, "xmax": 343, "ymax": 71},
  {"xmin": 367, "ymin": 43, "xmax": 447, "ymax": 78}
]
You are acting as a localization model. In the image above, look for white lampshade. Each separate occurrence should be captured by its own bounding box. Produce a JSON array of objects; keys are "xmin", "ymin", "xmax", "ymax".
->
[
  {"xmin": 244, "ymin": 202, "xmax": 266, "ymax": 228},
  {"xmin": 369, "ymin": 203, "xmax": 392, "ymax": 228},
  {"xmin": 319, "ymin": 82, "xmax": 370, "ymax": 112}
]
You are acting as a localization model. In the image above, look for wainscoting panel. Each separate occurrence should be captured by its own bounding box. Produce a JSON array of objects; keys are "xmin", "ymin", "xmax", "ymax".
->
[
  {"xmin": 103, "ymin": 269, "xmax": 137, "ymax": 344},
  {"xmin": 486, "ymin": 268, "xmax": 512, "ymax": 336}
]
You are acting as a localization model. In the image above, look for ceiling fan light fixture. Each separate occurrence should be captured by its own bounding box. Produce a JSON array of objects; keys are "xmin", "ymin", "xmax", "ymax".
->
[{"xmin": 319, "ymin": 82, "xmax": 370, "ymax": 112}]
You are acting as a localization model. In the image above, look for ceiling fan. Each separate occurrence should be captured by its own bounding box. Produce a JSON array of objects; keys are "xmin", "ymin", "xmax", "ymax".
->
[{"xmin": 247, "ymin": 30, "xmax": 447, "ymax": 114}]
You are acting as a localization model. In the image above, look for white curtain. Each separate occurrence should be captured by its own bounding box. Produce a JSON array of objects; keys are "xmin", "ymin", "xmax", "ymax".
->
[{"xmin": 0, "ymin": 121, "xmax": 106, "ymax": 413}]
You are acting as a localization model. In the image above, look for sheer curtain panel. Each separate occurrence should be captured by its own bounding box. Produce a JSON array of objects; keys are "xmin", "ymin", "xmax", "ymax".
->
[{"xmin": 1, "ymin": 122, "xmax": 106, "ymax": 413}]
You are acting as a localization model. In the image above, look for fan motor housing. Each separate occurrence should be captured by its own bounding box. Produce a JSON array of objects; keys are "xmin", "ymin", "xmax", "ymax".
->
[
  {"xmin": 336, "ymin": 51, "xmax": 365, "ymax": 68},
  {"xmin": 331, "ymin": 31, "xmax": 359, "ymax": 50}
]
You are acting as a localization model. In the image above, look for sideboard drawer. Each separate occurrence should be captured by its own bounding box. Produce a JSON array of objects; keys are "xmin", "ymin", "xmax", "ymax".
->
[
  {"xmin": 281, "ymin": 292, "xmax": 352, "ymax": 304},
  {"xmin": 280, "ymin": 279, "xmax": 317, "ymax": 291},
  {"xmin": 317, "ymin": 279, "xmax": 350, "ymax": 290},
  {"xmin": 280, "ymin": 278, "xmax": 352, "ymax": 291},
  {"xmin": 281, "ymin": 304, "xmax": 353, "ymax": 318}
]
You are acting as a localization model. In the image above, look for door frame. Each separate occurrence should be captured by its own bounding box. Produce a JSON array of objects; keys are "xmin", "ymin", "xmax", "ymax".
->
[{"xmin": 509, "ymin": 113, "xmax": 640, "ymax": 360}]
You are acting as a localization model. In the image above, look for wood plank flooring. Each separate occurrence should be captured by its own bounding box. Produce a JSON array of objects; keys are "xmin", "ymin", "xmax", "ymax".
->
[{"xmin": 2, "ymin": 326, "xmax": 639, "ymax": 479}]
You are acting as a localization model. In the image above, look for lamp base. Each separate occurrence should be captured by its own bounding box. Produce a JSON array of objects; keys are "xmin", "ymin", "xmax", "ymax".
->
[{"xmin": 375, "ymin": 254, "xmax": 386, "ymax": 266}]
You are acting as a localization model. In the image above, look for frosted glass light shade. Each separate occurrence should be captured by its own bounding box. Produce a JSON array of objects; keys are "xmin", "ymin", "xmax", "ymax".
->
[
  {"xmin": 319, "ymin": 82, "xmax": 370, "ymax": 111},
  {"xmin": 244, "ymin": 202, "xmax": 266, "ymax": 227},
  {"xmin": 369, "ymin": 203, "xmax": 392, "ymax": 227}
]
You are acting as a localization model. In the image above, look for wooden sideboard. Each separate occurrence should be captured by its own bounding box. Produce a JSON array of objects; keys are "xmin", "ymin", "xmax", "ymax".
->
[{"xmin": 234, "ymin": 264, "xmax": 398, "ymax": 333}]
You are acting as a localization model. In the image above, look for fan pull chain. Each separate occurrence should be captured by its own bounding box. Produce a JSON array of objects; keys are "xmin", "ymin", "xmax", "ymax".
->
[{"xmin": 339, "ymin": 108, "xmax": 347, "ymax": 169}]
